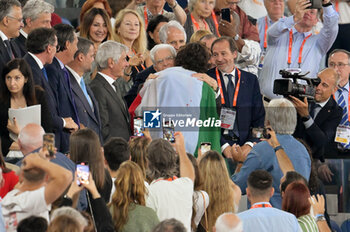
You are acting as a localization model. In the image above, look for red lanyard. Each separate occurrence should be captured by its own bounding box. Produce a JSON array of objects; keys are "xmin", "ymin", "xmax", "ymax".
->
[
  {"xmin": 287, "ymin": 30, "xmax": 312, "ymax": 67},
  {"xmin": 263, "ymin": 16, "xmax": 268, "ymax": 50},
  {"xmin": 144, "ymin": 6, "xmax": 164, "ymax": 28},
  {"xmin": 153, "ymin": 176, "xmax": 178, "ymax": 183},
  {"xmin": 335, "ymin": 0, "xmax": 339, "ymax": 12},
  {"xmin": 191, "ymin": 13, "xmax": 209, "ymax": 31},
  {"xmin": 211, "ymin": 10, "xmax": 220, "ymax": 37},
  {"xmin": 250, "ymin": 203, "xmax": 272, "ymax": 209},
  {"xmin": 215, "ymin": 68, "xmax": 241, "ymax": 107}
]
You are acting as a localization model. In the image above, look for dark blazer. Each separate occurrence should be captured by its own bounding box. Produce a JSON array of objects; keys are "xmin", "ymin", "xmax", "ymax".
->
[
  {"xmin": 125, "ymin": 65, "xmax": 156, "ymax": 107},
  {"xmin": 0, "ymin": 88, "xmax": 53, "ymax": 156},
  {"xmin": 0, "ymin": 37, "xmax": 21, "ymax": 74},
  {"xmin": 68, "ymin": 69, "xmax": 103, "ymax": 143},
  {"xmin": 207, "ymin": 67, "xmax": 265, "ymax": 146},
  {"xmin": 45, "ymin": 57, "xmax": 80, "ymax": 153},
  {"xmin": 12, "ymin": 33, "xmax": 26, "ymax": 57},
  {"xmin": 294, "ymin": 98, "xmax": 342, "ymax": 162},
  {"xmin": 24, "ymin": 53, "xmax": 64, "ymax": 149},
  {"xmin": 89, "ymin": 73, "xmax": 132, "ymax": 142}
]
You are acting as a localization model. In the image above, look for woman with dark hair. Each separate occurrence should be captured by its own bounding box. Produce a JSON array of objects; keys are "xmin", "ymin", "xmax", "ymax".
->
[
  {"xmin": 282, "ymin": 182, "xmax": 319, "ymax": 232},
  {"xmin": 0, "ymin": 58, "xmax": 52, "ymax": 156},
  {"xmin": 109, "ymin": 160, "xmax": 159, "ymax": 232},
  {"xmin": 80, "ymin": 8, "xmax": 114, "ymax": 52},
  {"xmin": 146, "ymin": 15, "xmax": 169, "ymax": 50},
  {"xmin": 69, "ymin": 128, "xmax": 112, "ymax": 203},
  {"xmin": 79, "ymin": 0, "xmax": 113, "ymax": 25}
]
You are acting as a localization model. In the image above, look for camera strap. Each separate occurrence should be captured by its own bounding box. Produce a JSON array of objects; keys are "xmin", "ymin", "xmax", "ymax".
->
[
  {"xmin": 215, "ymin": 68, "xmax": 241, "ymax": 107},
  {"xmin": 211, "ymin": 11, "xmax": 221, "ymax": 37},
  {"xmin": 191, "ymin": 13, "xmax": 209, "ymax": 31},
  {"xmin": 287, "ymin": 30, "xmax": 312, "ymax": 68}
]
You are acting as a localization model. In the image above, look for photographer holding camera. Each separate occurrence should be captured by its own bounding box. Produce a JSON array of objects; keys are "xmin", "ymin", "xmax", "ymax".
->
[
  {"xmin": 259, "ymin": 0, "xmax": 339, "ymax": 100},
  {"xmin": 292, "ymin": 68, "xmax": 342, "ymax": 163}
]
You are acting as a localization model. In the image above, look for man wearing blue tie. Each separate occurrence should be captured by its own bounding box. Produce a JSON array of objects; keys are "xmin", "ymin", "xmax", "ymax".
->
[
  {"xmin": 66, "ymin": 37, "xmax": 103, "ymax": 143},
  {"xmin": 46, "ymin": 24, "xmax": 79, "ymax": 153}
]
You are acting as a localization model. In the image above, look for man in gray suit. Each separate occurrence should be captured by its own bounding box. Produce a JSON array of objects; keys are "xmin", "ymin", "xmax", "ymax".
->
[{"xmin": 89, "ymin": 41, "xmax": 132, "ymax": 142}]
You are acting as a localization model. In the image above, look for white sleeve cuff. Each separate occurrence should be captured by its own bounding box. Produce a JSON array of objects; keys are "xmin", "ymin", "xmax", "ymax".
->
[
  {"xmin": 62, "ymin": 118, "xmax": 66, "ymax": 127},
  {"xmin": 221, "ymin": 143, "xmax": 230, "ymax": 153},
  {"xmin": 245, "ymin": 142, "xmax": 254, "ymax": 148}
]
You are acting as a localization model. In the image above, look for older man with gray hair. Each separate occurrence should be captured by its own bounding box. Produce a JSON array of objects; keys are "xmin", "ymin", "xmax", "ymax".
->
[
  {"xmin": 159, "ymin": 20, "xmax": 186, "ymax": 52},
  {"xmin": 231, "ymin": 98, "xmax": 311, "ymax": 209},
  {"xmin": 214, "ymin": 212, "xmax": 243, "ymax": 232},
  {"xmin": 89, "ymin": 41, "xmax": 132, "ymax": 142},
  {"xmin": 13, "ymin": 0, "xmax": 54, "ymax": 57}
]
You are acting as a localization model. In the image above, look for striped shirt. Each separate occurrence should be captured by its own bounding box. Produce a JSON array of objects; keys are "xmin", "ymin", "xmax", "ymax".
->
[{"xmin": 298, "ymin": 215, "xmax": 319, "ymax": 232}]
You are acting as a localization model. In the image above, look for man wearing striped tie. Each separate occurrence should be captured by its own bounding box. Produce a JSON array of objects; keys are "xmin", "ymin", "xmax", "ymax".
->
[{"xmin": 291, "ymin": 68, "xmax": 342, "ymax": 165}]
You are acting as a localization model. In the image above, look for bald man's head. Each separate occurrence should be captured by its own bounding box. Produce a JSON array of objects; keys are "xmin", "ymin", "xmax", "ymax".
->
[
  {"xmin": 18, "ymin": 123, "xmax": 45, "ymax": 155},
  {"xmin": 214, "ymin": 213, "xmax": 243, "ymax": 232}
]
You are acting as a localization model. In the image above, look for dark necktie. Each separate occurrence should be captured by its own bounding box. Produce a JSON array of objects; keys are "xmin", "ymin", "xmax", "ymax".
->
[
  {"xmin": 62, "ymin": 66, "xmax": 80, "ymax": 125},
  {"xmin": 226, "ymin": 74, "xmax": 235, "ymax": 107},
  {"xmin": 310, "ymin": 103, "xmax": 320, "ymax": 119},
  {"xmin": 337, "ymin": 87, "xmax": 349, "ymax": 126},
  {"xmin": 4, "ymin": 40, "xmax": 14, "ymax": 59},
  {"xmin": 112, "ymin": 81, "xmax": 127, "ymax": 111}
]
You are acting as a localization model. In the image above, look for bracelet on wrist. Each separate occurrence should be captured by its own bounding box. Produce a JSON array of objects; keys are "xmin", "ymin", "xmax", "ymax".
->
[
  {"xmin": 170, "ymin": 1, "xmax": 178, "ymax": 8},
  {"xmin": 273, "ymin": 145, "xmax": 283, "ymax": 152}
]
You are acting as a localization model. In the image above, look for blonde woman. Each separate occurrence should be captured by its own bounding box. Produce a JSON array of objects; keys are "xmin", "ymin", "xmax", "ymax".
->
[
  {"xmin": 199, "ymin": 151, "xmax": 241, "ymax": 231},
  {"xmin": 110, "ymin": 161, "xmax": 159, "ymax": 232}
]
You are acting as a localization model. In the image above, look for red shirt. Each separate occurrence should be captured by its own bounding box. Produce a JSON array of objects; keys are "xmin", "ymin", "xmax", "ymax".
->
[{"xmin": 0, "ymin": 171, "xmax": 19, "ymax": 198}]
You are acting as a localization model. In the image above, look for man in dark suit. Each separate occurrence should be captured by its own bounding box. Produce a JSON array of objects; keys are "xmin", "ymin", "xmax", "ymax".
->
[
  {"xmin": 0, "ymin": 0, "xmax": 22, "ymax": 71},
  {"xmin": 25, "ymin": 27, "xmax": 78, "ymax": 152},
  {"xmin": 207, "ymin": 36, "xmax": 265, "ymax": 159},
  {"xmin": 125, "ymin": 43, "xmax": 176, "ymax": 106},
  {"xmin": 66, "ymin": 37, "xmax": 102, "ymax": 143},
  {"xmin": 292, "ymin": 68, "xmax": 342, "ymax": 162},
  {"xmin": 90, "ymin": 41, "xmax": 132, "ymax": 142},
  {"xmin": 13, "ymin": 0, "xmax": 53, "ymax": 57},
  {"xmin": 45, "ymin": 24, "xmax": 79, "ymax": 153}
]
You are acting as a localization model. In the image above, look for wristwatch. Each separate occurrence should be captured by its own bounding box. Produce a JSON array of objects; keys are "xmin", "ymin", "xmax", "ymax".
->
[
  {"xmin": 301, "ymin": 115, "xmax": 311, "ymax": 122},
  {"xmin": 274, "ymin": 145, "xmax": 283, "ymax": 152},
  {"xmin": 234, "ymin": 34, "xmax": 239, "ymax": 41}
]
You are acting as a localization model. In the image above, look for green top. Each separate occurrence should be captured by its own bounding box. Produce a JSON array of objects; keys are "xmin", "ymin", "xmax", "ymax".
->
[
  {"xmin": 298, "ymin": 214, "xmax": 319, "ymax": 232},
  {"xmin": 110, "ymin": 203, "xmax": 159, "ymax": 232}
]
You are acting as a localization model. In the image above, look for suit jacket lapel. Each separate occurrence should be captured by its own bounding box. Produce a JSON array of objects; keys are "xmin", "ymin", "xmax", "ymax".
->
[
  {"xmin": 53, "ymin": 58, "xmax": 76, "ymax": 107},
  {"xmin": 315, "ymin": 98, "xmax": 334, "ymax": 124},
  {"xmin": 96, "ymin": 74, "xmax": 129, "ymax": 121},
  {"xmin": 0, "ymin": 37, "xmax": 11, "ymax": 62},
  {"xmin": 69, "ymin": 72, "xmax": 98, "ymax": 123}
]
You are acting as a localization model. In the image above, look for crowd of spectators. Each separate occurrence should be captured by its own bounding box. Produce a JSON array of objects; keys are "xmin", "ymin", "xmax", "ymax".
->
[{"xmin": 0, "ymin": 0, "xmax": 348, "ymax": 231}]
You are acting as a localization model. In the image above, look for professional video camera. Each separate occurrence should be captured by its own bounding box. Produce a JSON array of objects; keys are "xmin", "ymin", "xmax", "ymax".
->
[{"xmin": 273, "ymin": 70, "xmax": 321, "ymax": 100}]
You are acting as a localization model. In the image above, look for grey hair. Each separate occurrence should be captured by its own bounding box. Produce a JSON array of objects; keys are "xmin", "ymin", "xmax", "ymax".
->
[
  {"xmin": 188, "ymin": 0, "xmax": 216, "ymax": 12},
  {"xmin": 328, "ymin": 49, "xmax": 350, "ymax": 66},
  {"xmin": 215, "ymin": 213, "xmax": 243, "ymax": 232},
  {"xmin": 266, "ymin": 98, "xmax": 297, "ymax": 135},
  {"xmin": 22, "ymin": 0, "xmax": 54, "ymax": 24},
  {"xmin": 50, "ymin": 207, "xmax": 88, "ymax": 228},
  {"xmin": 18, "ymin": 123, "xmax": 45, "ymax": 149},
  {"xmin": 159, "ymin": 20, "xmax": 187, "ymax": 44},
  {"xmin": 95, "ymin": 40, "xmax": 129, "ymax": 71},
  {"xmin": 152, "ymin": 218, "xmax": 186, "ymax": 232},
  {"xmin": 150, "ymin": 44, "xmax": 176, "ymax": 64},
  {"xmin": 74, "ymin": 36, "xmax": 94, "ymax": 59},
  {"xmin": 0, "ymin": 0, "xmax": 21, "ymax": 21}
]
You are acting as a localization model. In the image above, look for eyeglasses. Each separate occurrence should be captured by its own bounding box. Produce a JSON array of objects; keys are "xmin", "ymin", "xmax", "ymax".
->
[
  {"xmin": 155, "ymin": 56, "xmax": 174, "ymax": 65},
  {"xmin": 7, "ymin": 15, "xmax": 23, "ymax": 23},
  {"xmin": 329, "ymin": 62, "xmax": 349, "ymax": 68}
]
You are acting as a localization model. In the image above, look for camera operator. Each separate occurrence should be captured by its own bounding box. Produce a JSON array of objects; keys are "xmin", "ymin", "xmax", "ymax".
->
[{"xmin": 291, "ymin": 68, "xmax": 342, "ymax": 163}]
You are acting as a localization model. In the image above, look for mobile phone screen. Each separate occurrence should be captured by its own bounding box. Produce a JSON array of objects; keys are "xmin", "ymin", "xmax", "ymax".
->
[
  {"xmin": 200, "ymin": 142, "xmax": 211, "ymax": 154},
  {"xmin": 76, "ymin": 163, "xmax": 89, "ymax": 186},
  {"xmin": 221, "ymin": 8, "xmax": 231, "ymax": 22},
  {"xmin": 163, "ymin": 121, "xmax": 175, "ymax": 143},
  {"xmin": 134, "ymin": 117, "xmax": 144, "ymax": 136},
  {"xmin": 43, "ymin": 133, "xmax": 55, "ymax": 157}
]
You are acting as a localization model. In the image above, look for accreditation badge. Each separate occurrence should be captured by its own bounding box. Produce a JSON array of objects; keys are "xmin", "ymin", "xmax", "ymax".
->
[
  {"xmin": 220, "ymin": 107, "xmax": 236, "ymax": 130},
  {"xmin": 335, "ymin": 125, "xmax": 350, "ymax": 144}
]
